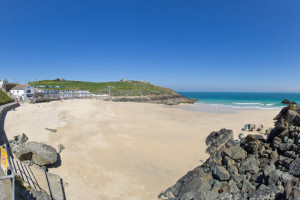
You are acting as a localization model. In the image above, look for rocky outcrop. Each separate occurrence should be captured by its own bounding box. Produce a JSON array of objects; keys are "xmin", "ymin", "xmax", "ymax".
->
[
  {"xmin": 13, "ymin": 141, "xmax": 58, "ymax": 166},
  {"xmin": 282, "ymin": 99, "xmax": 297, "ymax": 105},
  {"xmin": 105, "ymin": 94, "xmax": 197, "ymax": 105},
  {"xmin": 159, "ymin": 101, "xmax": 300, "ymax": 200},
  {"xmin": 282, "ymin": 99, "xmax": 292, "ymax": 105}
]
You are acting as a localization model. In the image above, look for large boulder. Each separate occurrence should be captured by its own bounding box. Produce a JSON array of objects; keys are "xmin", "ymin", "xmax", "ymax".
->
[
  {"xmin": 206, "ymin": 129, "xmax": 233, "ymax": 146},
  {"xmin": 158, "ymin": 166, "xmax": 213, "ymax": 200},
  {"xmin": 282, "ymin": 99, "xmax": 292, "ymax": 105},
  {"xmin": 205, "ymin": 129, "xmax": 233, "ymax": 157},
  {"xmin": 243, "ymin": 135, "xmax": 263, "ymax": 154},
  {"xmin": 14, "ymin": 141, "xmax": 58, "ymax": 166},
  {"xmin": 222, "ymin": 146, "xmax": 247, "ymax": 161}
]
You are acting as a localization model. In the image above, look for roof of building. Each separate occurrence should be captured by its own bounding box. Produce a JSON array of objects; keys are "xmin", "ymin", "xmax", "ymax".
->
[{"xmin": 11, "ymin": 84, "xmax": 30, "ymax": 90}]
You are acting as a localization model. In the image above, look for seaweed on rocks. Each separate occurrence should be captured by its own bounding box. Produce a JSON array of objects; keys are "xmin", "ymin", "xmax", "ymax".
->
[{"xmin": 159, "ymin": 101, "xmax": 300, "ymax": 200}]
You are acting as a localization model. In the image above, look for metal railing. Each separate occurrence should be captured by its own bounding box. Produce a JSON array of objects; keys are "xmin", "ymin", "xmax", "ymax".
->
[{"xmin": 0, "ymin": 143, "xmax": 15, "ymax": 200}]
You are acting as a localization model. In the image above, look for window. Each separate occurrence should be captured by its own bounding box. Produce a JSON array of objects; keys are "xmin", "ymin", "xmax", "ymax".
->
[{"xmin": 26, "ymin": 90, "xmax": 31, "ymax": 93}]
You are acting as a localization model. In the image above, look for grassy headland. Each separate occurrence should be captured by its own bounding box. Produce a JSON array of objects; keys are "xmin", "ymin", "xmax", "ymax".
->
[
  {"xmin": 29, "ymin": 79, "xmax": 177, "ymax": 96},
  {"xmin": 0, "ymin": 90, "xmax": 13, "ymax": 105}
]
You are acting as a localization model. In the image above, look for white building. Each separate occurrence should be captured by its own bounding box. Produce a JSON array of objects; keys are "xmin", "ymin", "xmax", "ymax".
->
[
  {"xmin": 10, "ymin": 84, "xmax": 34, "ymax": 100},
  {"xmin": 0, "ymin": 79, "xmax": 8, "ymax": 89}
]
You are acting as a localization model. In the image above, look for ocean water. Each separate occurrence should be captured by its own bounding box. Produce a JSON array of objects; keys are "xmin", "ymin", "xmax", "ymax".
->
[{"xmin": 179, "ymin": 92, "xmax": 300, "ymax": 110}]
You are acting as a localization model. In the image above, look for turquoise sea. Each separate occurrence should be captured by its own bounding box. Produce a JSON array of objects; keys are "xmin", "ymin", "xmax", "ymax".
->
[{"xmin": 179, "ymin": 92, "xmax": 300, "ymax": 110}]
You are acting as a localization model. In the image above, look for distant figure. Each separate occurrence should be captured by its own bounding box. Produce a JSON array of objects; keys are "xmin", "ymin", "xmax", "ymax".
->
[{"xmin": 242, "ymin": 124, "xmax": 248, "ymax": 131}]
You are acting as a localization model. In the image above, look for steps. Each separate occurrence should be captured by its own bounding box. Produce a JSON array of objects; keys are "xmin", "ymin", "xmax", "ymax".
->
[
  {"xmin": 11, "ymin": 158, "xmax": 65, "ymax": 200},
  {"xmin": 46, "ymin": 172, "xmax": 65, "ymax": 200}
]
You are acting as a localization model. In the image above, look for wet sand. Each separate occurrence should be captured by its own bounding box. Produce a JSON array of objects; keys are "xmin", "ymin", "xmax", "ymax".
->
[{"xmin": 4, "ymin": 99, "xmax": 280, "ymax": 200}]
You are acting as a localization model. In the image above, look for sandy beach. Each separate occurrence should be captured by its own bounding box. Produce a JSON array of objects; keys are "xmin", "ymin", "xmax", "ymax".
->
[{"xmin": 4, "ymin": 99, "xmax": 280, "ymax": 200}]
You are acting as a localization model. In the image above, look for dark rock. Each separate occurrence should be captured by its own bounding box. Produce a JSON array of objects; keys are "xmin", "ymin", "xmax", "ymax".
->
[
  {"xmin": 239, "ymin": 156, "xmax": 260, "ymax": 174},
  {"xmin": 267, "ymin": 126, "xmax": 286, "ymax": 143},
  {"xmin": 110, "ymin": 94, "xmax": 197, "ymax": 105},
  {"xmin": 252, "ymin": 134, "xmax": 266, "ymax": 142},
  {"xmin": 289, "ymin": 187, "xmax": 300, "ymax": 200},
  {"xmin": 213, "ymin": 166, "xmax": 231, "ymax": 181},
  {"xmin": 249, "ymin": 184, "xmax": 280, "ymax": 200},
  {"xmin": 13, "ymin": 133, "xmax": 29, "ymax": 143},
  {"xmin": 158, "ymin": 166, "xmax": 213, "ymax": 199},
  {"xmin": 232, "ymin": 174, "xmax": 246, "ymax": 189},
  {"xmin": 14, "ymin": 141, "xmax": 58, "ymax": 166},
  {"xmin": 222, "ymin": 146, "xmax": 247, "ymax": 162},
  {"xmin": 279, "ymin": 143, "xmax": 292, "ymax": 153},
  {"xmin": 282, "ymin": 99, "xmax": 292, "ymax": 105},
  {"xmin": 225, "ymin": 139, "xmax": 239, "ymax": 148},
  {"xmin": 241, "ymin": 180, "xmax": 256, "ymax": 194},
  {"xmin": 284, "ymin": 179, "xmax": 299, "ymax": 199},
  {"xmin": 159, "ymin": 104, "xmax": 300, "ymax": 200},
  {"xmin": 238, "ymin": 133, "xmax": 244, "ymax": 139},
  {"xmin": 223, "ymin": 156, "xmax": 238, "ymax": 176},
  {"xmin": 206, "ymin": 129, "xmax": 233, "ymax": 147},
  {"xmin": 255, "ymin": 173, "xmax": 268, "ymax": 185},
  {"xmin": 45, "ymin": 128, "xmax": 57, "ymax": 133},
  {"xmin": 265, "ymin": 128, "xmax": 273, "ymax": 136},
  {"xmin": 243, "ymin": 135, "xmax": 262, "ymax": 154},
  {"xmin": 289, "ymin": 158, "xmax": 300, "ymax": 177},
  {"xmin": 206, "ymin": 129, "xmax": 234, "ymax": 158},
  {"xmin": 217, "ymin": 192, "xmax": 233, "ymax": 200},
  {"xmin": 263, "ymin": 164, "xmax": 276, "ymax": 176},
  {"xmin": 57, "ymin": 144, "xmax": 65, "ymax": 154},
  {"xmin": 281, "ymin": 156, "xmax": 294, "ymax": 169},
  {"xmin": 286, "ymin": 110, "xmax": 300, "ymax": 125},
  {"xmin": 272, "ymin": 136, "xmax": 283, "ymax": 149}
]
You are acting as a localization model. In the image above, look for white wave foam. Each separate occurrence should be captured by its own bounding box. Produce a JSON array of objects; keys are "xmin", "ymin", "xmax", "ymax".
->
[
  {"xmin": 195, "ymin": 102, "xmax": 282, "ymax": 110},
  {"xmin": 234, "ymin": 102, "xmax": 263, "ymax": 105}
]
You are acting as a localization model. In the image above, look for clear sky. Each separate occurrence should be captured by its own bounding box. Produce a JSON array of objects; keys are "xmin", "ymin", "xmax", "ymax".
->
[{"xmin": 1, "ymin": 0, "xmax": 300, "ymax": 92}]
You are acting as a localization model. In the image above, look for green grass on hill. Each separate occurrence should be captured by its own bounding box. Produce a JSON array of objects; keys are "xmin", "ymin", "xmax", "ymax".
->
[
  {"xmin": 29, "ymin": 79, "xmax": 177, "ymax": 96},
  {"xmin": 0, "ymin": 90, "xmax": 13, "ymax": 106}
]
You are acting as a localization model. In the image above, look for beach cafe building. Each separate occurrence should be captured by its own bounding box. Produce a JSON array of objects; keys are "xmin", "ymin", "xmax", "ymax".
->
[{"xmin": 10, "ymin": 84, "xmax": 34, "ymax": 100}]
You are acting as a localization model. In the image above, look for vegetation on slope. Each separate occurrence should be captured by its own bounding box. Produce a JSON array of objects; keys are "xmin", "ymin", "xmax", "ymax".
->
[
  {"xmin": 0, "ymin": 90, "xmax": 13, "ymax": 105},
  {"xmin": 29, "ymin": 79, "xmax": 177, "ymax": 96}
]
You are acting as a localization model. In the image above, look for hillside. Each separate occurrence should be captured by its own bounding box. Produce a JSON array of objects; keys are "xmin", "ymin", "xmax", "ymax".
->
[
  {"xmin": 0, "ymin": 90, "xmax": 13, "ymax": 105},
  {"xmin": 29, "ymin": 79, "xmax": 178, "ymax": 96}
]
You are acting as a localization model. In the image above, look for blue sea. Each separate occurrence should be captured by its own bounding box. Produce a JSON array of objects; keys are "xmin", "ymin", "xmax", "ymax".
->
[{"xmin": 179, "ymin": 92, "xmax": 300, "ymax": 110}]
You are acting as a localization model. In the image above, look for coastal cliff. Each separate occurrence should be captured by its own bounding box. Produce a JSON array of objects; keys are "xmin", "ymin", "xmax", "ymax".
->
[
  {"xmin": 159, "ymin": 101, "xmax": 300, "ymax": 199},
  {"xmin": 106, "ymin": 94, "xmax": 197, "ymax": 105}
]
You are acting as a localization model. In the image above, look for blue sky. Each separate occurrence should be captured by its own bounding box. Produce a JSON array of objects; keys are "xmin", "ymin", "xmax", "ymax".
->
[{"xmin": 0, "ymin": 0, "xmax": 300, "ymax": 92}]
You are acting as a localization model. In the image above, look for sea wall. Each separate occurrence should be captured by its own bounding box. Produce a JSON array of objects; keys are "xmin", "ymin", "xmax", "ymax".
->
[{"xmin": 0, "ymin": 102, "xmax": 19, "ymax": 143}]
